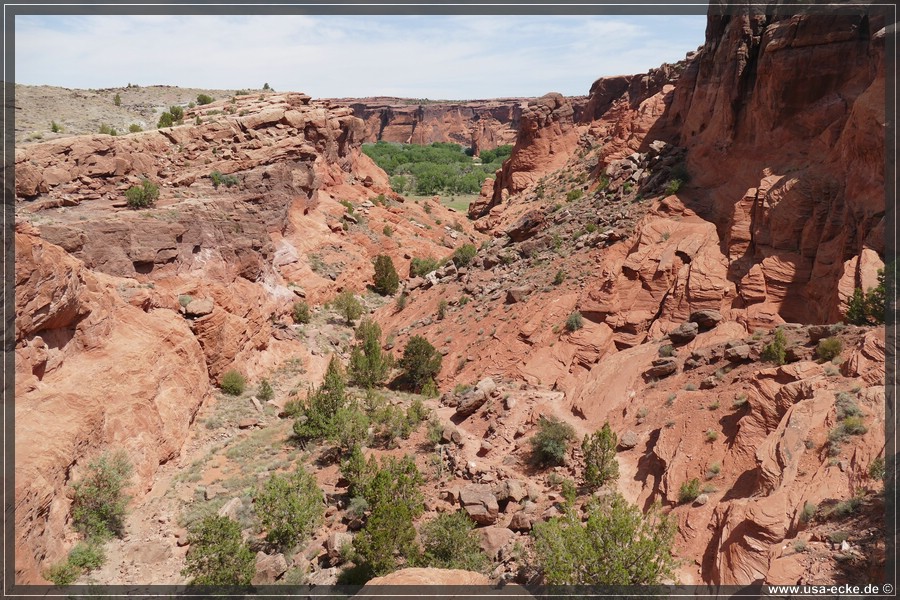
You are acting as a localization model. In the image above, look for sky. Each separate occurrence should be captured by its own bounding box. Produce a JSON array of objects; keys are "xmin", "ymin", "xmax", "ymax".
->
[{"xmin": 15, "ymin": 14, "xmax": 708, "ymax": 99}]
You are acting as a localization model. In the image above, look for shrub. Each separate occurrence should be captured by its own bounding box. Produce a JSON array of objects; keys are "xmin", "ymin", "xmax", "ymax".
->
[
  {"xmin": 67, "ymin": 541, "xmax": 105, "ymax": 570},
  {"xmin": 868, "ymin": 456, "xmax": 886, "ymax": 481},
  {"xmin": 410, "ymin": 256, "xmax": 442, "ymax": 277},
  {"xmin": 705, "ymin": 429, "xmax": 719, "ymax": 442},
  {"xmin": 828, "ymin": 530, "xmax": 850, "ymax": 544},
  {"xmin": 113, "ymin": 93, "xmax": 121, "ymax": 106},
  {"xmin": 292, "ymin": 301, "xmax": 311, "ymax": 324},
  {"xmin": 531, "ymin": 416, "xmax": 576, "ymax": 467},
  {"xmin": 157, "ymin": 112, "xmax": 174, "ymax": 128},
  {"xmin": 531, "ymin": 493, "xmax": 677, "ymax": 585},
  {"xmin": 255, "ymin": 466, "xmax": 324, "ymax": 549},
  {"xmin": 800, "ymin": 502, "xmax": 817, "ymax": 523},
  {"xmin": 257, "ymin": 379, "xmax": 274, "ymax": 402},
  {"xmin": 582, "ymin": 423, "xmax": 619, "ymax": 490},
  {"xmin": 840, "ymin": 415, "xmax": 867, "ymax": 435},
  {"xmin": 50, "ymin": 120, "xmax": 62, "ymax": 133},
  {"xmin": 349, "ymin": 319, "xmax": 393, "ymax": 389},
  {"xmin": 383, "ymin": 225, "xmax": 393, "ymax": 237},
  {"xmin": 553, "ymin": 270, "xmax": 565, "ymax": 285},
  {"xmin": 219, "ymin": 370, "xmax": 246, "ymax": 396},
  {"xmin": 44, "ymin": 561, "xmax": 81, "ymax": 586},
  {"xmin": 168, "ymin": 105, "xmax": 184, "ymax": 122},
  {"xmin": 181, "ymin": 515, "xmax": 255, "ymax": 585},
  {"xmin": 332, "ymin": 290, "xmax": 363, "ymax": 325},
  {"xmin": 373, "ymin": 255, "xmax": 400, "ymax": 295},
  {"xmin": 664, "ymin": 179, "xmax": 682, "ymax": 195},
  {"xmin": 566, "ymin": 189, "xmax": 583, "ymax": 202},
  {"xmin": 761, "ymin": 328, "xmax": 787, "ymax": 365},
  {"xmin": 705, "ymin": 462, "xmax": 721, "ymax": 479},
  {"xmin": 398, "ymin": 335, "xmax": 442, "ymax": 392},
  {"xmin": 124, "ymin": 178, "xmax": 159, "ymax": 209},
  {"xmin": 846, "ymin": 270, "xmax": 885, "ymax": 325},
  {"xmin": 565, "ymin": 312, "xmax": 584, "ymax": 332},
  {"xmin": 816, "ymin": 337, "xmax": 842, "ymax": 361},
  {"xmin": 451, "ymin": 243, "xmax": 477, "ymax": 268},
  {"xmin": 71, "ymin": 450, "xmax": 132, "ymax": 540},
  {"xmin": 659, "ymin": 344, "xmax": 675, "ymax": 358},
  {"xmin": 395, "ymin": 293, "xmax": 408, "ymax": 311},
  {"xmin": 834, "ymin": 392, "xmax": 862, "ymax": 419},
  {"xmin": 418, "ymin": 511, "xmax": 488, "ymax": 572},
  {"xmin": 196, "ymin": 94, "xmax": 214, "ymax": 105},
  {"xmin": 437, "ymin": 299, "xmax": 448, "ymax": 320},
  {"xmin": 98, "ymin": 123, "xmax": 117, "ymax": 135},
  {"xmin": 128, "ymin": 123, "xmax": 142, "ymax": 133},
  {"xmin": 678, "ymin": 478, "xmax": 701, "ymax": 504}
]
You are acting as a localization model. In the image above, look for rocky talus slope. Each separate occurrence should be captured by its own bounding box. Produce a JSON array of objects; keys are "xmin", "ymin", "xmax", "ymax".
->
[{"xmin": 14, "ymin": 91, "xmax": 481, "ymax": 583}]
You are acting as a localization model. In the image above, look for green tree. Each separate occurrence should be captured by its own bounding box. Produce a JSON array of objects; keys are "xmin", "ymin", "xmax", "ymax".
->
[
  {"xmin": 257, "ymin": 378, "xmax": 274, "ymax": 401},
  {"xmin": 182, "ymin": 516, "xmax": 255, "ymax": 586},
  {"xmin": 409, "ymin": 256, "xmax": 441, "ymax": 278},
  {"xmin": 196, "ymin": 94, "xmax": 215, "ymax": 105},
  {"xmin": 113, "ymin": 93, "xmax": 121, "ymax": 106},
  {"xmin": 845, "ymin": 288, "xmax": 868, "ymax": 325},
  {"xmin": 352, "ymin": 454, "xmax": 424, "ymax": 576},
  {"xmin": 169, "ymin": 105, "xmax": 184, "ymax": 122},
  {"xmin": 582, "ymin": 423, "xmax": 619, "ymax": 490},
  {"xmin": 254, "ymin": 466, "xmax": 324, "ymax": 549},
  {"xmin": 372, "ymin": 255, "xmax": 400, "ymax": 295},
  {"xmin": 293, "ymin": 356, "xmax": 347, "ymax": 441},
  {"xmin": 531, "ymin": 416, "xmax": 576, "ymax": 467},
  {"xmin": 417, "ymin": 511, "xmax": 489, "ymax": 572},
  {"xmin": 71, "ymin": 450, "xmax": 133, "ymax": 540},
  {"xmin": 398, "ymin": 335, "xmax": 442, "ymax": 392},
  {"xmin": 865, "ymin": 268, "xmax": 886, "ymax": 323},
  {"xmin": 349, "ymin": 319, "xmax": 393, "ymax": 389},
  {"xmin": 332, "ymin": 290, "xmax": 363, "ymax": 325},
  {"xmin": 532, "ymin": 493, "xmax": 677, "ymax": 585},
  {"xmin": 157, "ymin": 112, "xmax": 174, "ymax": 128}
]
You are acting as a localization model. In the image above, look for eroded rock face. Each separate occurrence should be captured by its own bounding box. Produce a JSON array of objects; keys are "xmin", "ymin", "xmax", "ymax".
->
[
  {"xmin": 333, "ymin": 97, "xmax": 527, "ymax": 153},
  {"xmin": 665, "ymin": 9, "xmax": 886, "ymax": 323},
  {"xmin": 14, "ymin": 225, "xmax": 211, "ymax": 582}
]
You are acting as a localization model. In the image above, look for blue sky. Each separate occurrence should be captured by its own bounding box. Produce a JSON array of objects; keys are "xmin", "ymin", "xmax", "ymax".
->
[{"xmin": 16, "ymin": 14, "xmax": 707, "ymax": 99}]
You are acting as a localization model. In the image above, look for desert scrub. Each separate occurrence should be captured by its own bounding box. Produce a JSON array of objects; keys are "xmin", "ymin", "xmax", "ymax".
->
[
  {"xmin": 373, "ymin": 255, "xmax": 400, "ymax": 295},
  {"xmin": 761, "ymin": 328, "xmax": 787, "ymax": 365},
  {"xmin": 219, "ymin": 370, "xmax": 246, "ymax": 396},
  {"xmin": 816, "ymin": 337, "xmax": 842, "ymax": 362},
  {"xmin": 705, "ymin": 429, "xmax": 719, "ymax": 442},
  {"xmin": 125, "ymin": 178, "xmax": 159, "ymax": 209},
  {"xmin": 565, "ymin": 311, "xmax": 584, "ymax": 332},
  {"xmin": 257, "ymin": 378, "xmax": 274, "ymax": 402},
  {"xmin": 531, "ymin": 416, "xmax": 576, "ymax": 467},
  {"xmin": 451, "ymin": 243, "xmax": 477, "ymax": 268},
  {"xmin": 678, "ymin": 478, "xmax": 701, "ymax": 504},
  {"xmin": 292, "ymin": 301, "xmax": 311, "ymax": 324},
  {"xmin": 72, "ymin": 450, "xmax": 133, "ymax": 540},
  {"xmin": 182, "ymin": 516, "xmax": 255, "ymax": 585},
  {"xmin": 254, "ymin": 466, "xmax": 324, "ymax": 549}
]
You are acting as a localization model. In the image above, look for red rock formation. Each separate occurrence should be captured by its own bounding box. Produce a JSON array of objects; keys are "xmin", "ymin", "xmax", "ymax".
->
[
  {"xmin": 663, "ymin": 8, "xmax": 886, "ymax": 323},
  {"xmin": 14, "ymin": 223, "xmax": 211, "ymax": 582},
  {"xmin": 330, "ymin": 97, "xmax": 529, "ymax": 153}
]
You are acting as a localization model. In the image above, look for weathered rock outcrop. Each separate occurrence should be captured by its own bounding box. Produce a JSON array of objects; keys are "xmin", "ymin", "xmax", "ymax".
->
[
  {"xmin": 332, "ymin": 97, "xmax": 529, "ymax": 153},
  {"xmin": 662, "ymin": 8, "xmax": 887, "ymax": 323},
  {"xmin": 14, "ymin": 224, "xmax": 211, "ymax": 582}
]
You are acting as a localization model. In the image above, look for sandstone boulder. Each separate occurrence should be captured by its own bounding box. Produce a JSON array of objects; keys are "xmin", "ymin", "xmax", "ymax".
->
[
  {"xmin": 477, "ymin": 527, "xmax": 515, "ymax": 560},
  {"xmin": 459, "ymin": 485, "xmax": 500, "ymax": 525},
  {"xmin": 645, "ymin": 358, "xmax": 677, "ymax": 379},
  {"xmin": 668, "ymin": 321, "xmax": 699, "ymax": 344},
  {"xmin": 183, "ymin": 298, "xmax": 214, "ymax": 318},
  {"xmin": 689, "ymin": 310, "xmax": 723, "ymax": 330},
  {"xmin": 253, "ymin": 551, "xmax": 288, "ymax": 584},
  {"xmin": 618, "ymin": 430, "xmax": 639, "ymax": 450}
]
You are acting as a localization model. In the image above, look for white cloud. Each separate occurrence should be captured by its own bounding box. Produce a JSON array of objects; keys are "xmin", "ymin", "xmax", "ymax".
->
[{"xmin": 15, "ymin": 14, "xmax": 706, "ymax": 98}]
